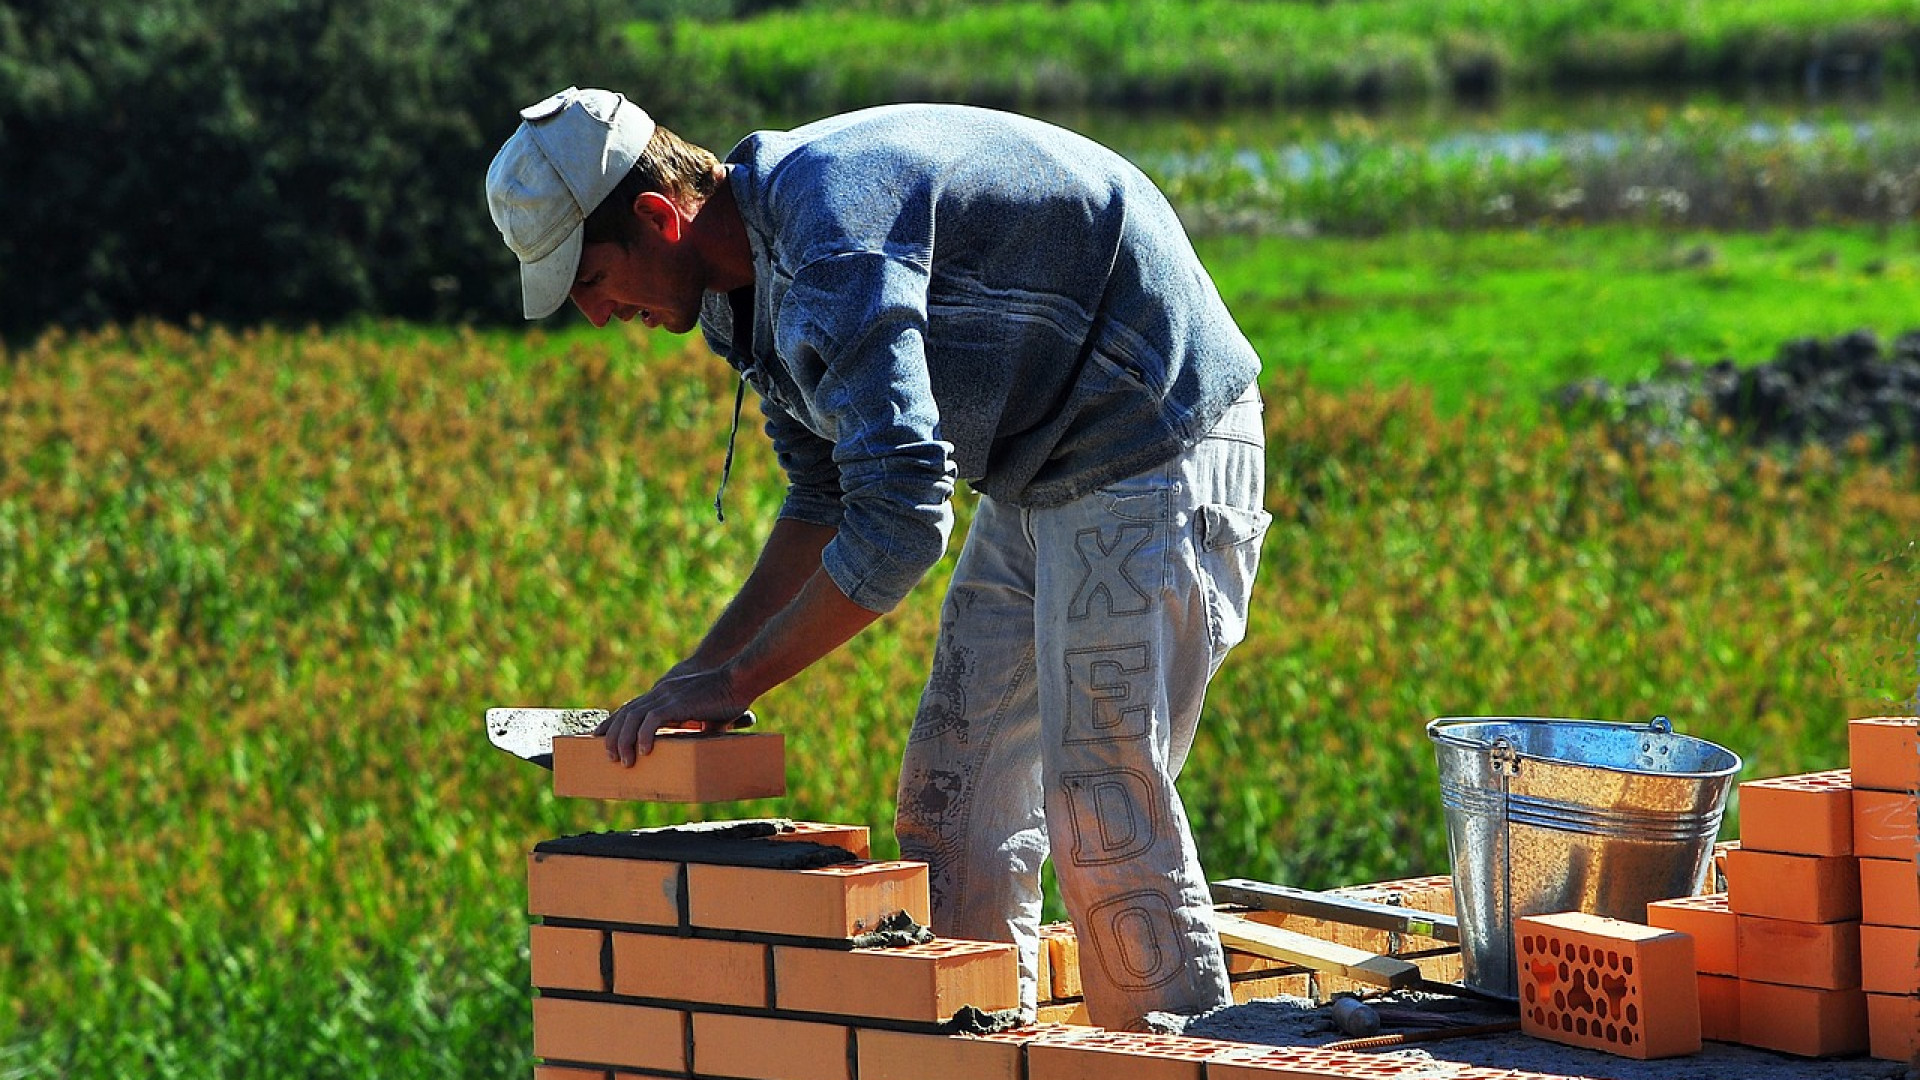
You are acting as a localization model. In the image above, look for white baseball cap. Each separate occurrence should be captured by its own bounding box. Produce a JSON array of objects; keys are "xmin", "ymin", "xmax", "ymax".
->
[{"xmin": 486, "ymin": 87, "xmax": 657, "ymax": 319}]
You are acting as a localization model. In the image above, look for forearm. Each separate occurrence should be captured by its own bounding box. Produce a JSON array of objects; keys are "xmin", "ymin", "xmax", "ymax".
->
[
  {"xmin": 721, "ymin": 567, "xmax": 884, "ymax": 703},
  {"xmin": 685, "ymin": 517, "xmax": 837, "ymax": 668}
]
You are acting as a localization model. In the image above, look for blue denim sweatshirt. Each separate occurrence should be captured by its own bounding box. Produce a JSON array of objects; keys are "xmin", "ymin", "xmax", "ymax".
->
[{"xmin": 698, "ymin": 104, "xmax": 1261, "ymax": 613}]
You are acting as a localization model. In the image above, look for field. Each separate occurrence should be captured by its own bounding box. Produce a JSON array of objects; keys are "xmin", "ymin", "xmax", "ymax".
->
[{"xmin": 5, "ymin": 223, "xmax": 1917, "ymax": 1071}]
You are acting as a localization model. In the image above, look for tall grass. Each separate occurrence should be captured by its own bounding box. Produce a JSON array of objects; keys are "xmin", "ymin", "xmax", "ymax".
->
[
  {"xmin": 635, "ymin": 0, "xmax": 1920, "ymax": 113},
  {"xmin": 3, "ymin": 312, "xmax": 1913, "ymax": 1072}
]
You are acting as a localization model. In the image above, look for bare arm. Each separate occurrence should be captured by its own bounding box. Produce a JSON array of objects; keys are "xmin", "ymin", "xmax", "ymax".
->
[{"xmin": 599, "ymin": 518, "xmax": 883, "ymax": 763}]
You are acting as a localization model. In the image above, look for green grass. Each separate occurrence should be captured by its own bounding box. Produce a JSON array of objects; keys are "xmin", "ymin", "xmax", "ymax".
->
[
  {"xmin": 1201, "ymin": 224, "xmax": 1920, "ymax": 413},
  {"xmin": 635, "ymin": 0, "xmax": 1920, "ymax": 113},
  {"xmin": 3, "ymin": 229, "xmax": 1917, "ymax": 1072}
]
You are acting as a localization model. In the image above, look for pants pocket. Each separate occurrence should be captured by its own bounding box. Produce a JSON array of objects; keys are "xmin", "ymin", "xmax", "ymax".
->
[{"xmin": 1196, "ymin": 503, "xmax": 1271, "ymax": 654}]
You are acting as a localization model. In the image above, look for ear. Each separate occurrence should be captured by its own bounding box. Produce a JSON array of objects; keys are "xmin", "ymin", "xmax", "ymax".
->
[{"xmin": 630, "ymin": 191, "xmax": 685, "ymax": 243}]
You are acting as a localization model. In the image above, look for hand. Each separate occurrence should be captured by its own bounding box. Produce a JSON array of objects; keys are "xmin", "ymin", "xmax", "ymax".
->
[{"xmin": 594, "ymin": 668, "xmax": 752, "ymax": 766}]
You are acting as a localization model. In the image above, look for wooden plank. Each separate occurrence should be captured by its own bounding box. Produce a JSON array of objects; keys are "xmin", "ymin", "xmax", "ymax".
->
[
  {"xmin": 1211, "ymin": 879, "xmax": 1460, "ymax": 944},
  {"xmin": 1214, "ymin": 912, "xmax": 1422, "ymax": 991}
]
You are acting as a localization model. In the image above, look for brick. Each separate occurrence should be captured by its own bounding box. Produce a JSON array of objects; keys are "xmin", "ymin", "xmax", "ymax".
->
[
  {"xmin": 856, "ymin": 1025, "xmax": 1070, "ymax": 1080},
  {"xmin": 774, "ymin": 821, "xmax": 872, "ymax": 858},
  {"xmin": 531, "ymin": 997, "xmax": 685, "ymax": 1074},
  {"xmin": 530, "ymin": 924, "xmax": 608, "ymax": 993},
  {"xmin": 1026, "ymin": 1029, "xmax": 1247, "ymax": 1080},
  {"xmin": 1698, "ymin": 973, "xmax": 1739, "ymax": 1042},
  {"xmin": 551, "ymin": 731, "xmax": 785, "ymax": 803},
  {"xmin": 611, "ymin": 931, "xmax": 768, "ymax": 1008},
  {"xmin": 1738, "ymin": 769, "xmax": 1853, "ymax": 856},
  {"xmin": 1646, "ymin": 893, "xmax": 1735, "ymax": 976},
  {"xmin": 1206, "ymin": 1044, "xmax": 1446, "ymax": 1078},
  {"xmin": 1229, "ymin": 970, "xmax": 1315, "ymax": 1003},
  {"xmin": 527, "ymin": 851, "xmax": 681, "ymax": 928},
  {"xmin": 1036, "ymin": 925, "xmax": 1055, "ymax": 1001},
  {"xmin": 1861, "ymin": 924, "xmax": 1920, "ymax": 993},
  {"xmin": 1712, "ymin": 840, "xmax": 1738, "ymax": 892},
  {"xmin": 1737, "ymin": 980, "xmax": 1869, "ymax": 1057},
  {"xmin": 1851, "ymin": 716, "xmax": 1920, "ymax": 793},
  {"xmin": 687, "ymin": 860, "xmax": 929, "ymax": 939},
  {"xmin": 1514, "ymin": 911, "xmax": 1700, "ymax": 1059},
  {"xmin": 1862, "ymin": 856, "xmax": 1920, "ymax": 927},
  {"xmin": 1042, "ymin": 921, "xmax": 1082, "ymax": 998},
  {"xmin": 1854, "ymin": 789, "xmax": 1919, "ymax": 861},
  {"xmin": 1035, "ymin": 1000, "xmax": 1092, "ymax": 1026},
  {"xmin": 1735, "ymin": 915, "xmax": 1861, "ymax": 990},
  {"xmin": 1867, "ymin": 992, "xmax": 1920, "ymax": 1062},
  {"xmin": 1724, "ymin": 848, "xmax": 1860, "ymax": 923},
  {"xmin": 691, "ymin": 1012, "xmax": 849, "ymax": 1080},
  {"xmin": 533, "ymin": 1068, "xmax": 607, "ymax": 1080},
  {"xmin": 773, "ymin": 938, "xmax": 1018, "ymax": 1022}
]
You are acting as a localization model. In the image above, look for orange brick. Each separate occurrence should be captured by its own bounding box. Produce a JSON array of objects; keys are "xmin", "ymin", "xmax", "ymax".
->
[
  {"xmin": 1854, "ymin": 789, "xmax": 1919, "ymax": 861},
  {"xmin": 856, "ymin": 1024, "xmax": 1070, "ymax": 1080},
  {"xmin": 1867, "ymin": 992, "xmax": 1920, "ymax": 1062},
  {"xmin": 530, "ymin": 924, "xmax": 607, "ymax": 993},
  {"xmin": 1036, "ymin": 926, "xmax": 1055, "ymax": 1001},
  {"xmin": 1042, "ymin": 922, "xmax": 1082, "ymax": 998},
  {"xmin": 1647, "ymin": 892, "xmax": 1735, "ymax": 976},
  {"xmin": 551, "ymin": 731, "xmax": 785, "ymax": 802},
  {"xmin": 1862, "ymin": 924, "xmax": 1920, "ymax": 993},
  {"xmin": 1026, "ymin": 1029, "xmax": 1248, "ymax": 1080},
  {"xmin": 1735, "ymin": 915, "xmax": 1861, "ymax": 990},
  {"xmin": 691, "ymin": 1012, "xmax": 848, "ymax": 1080},
  {"xmin": 532, "ymin": 1068, "xmax": 607, "ymax": 1080},
  {"xmin": 774, "ymin": 821, "xmax": 872, "ymax": 858},
  {"xmin": 687, "ymin": 860, "xmax": 929, "ymax": 939},
  {"xmin": 1230, "ymin": 971, "xmax": 1314, "ymax": 1003},
  {"xmin": 1738, "ymin": 769, "xmax": 1853, "ymax": 856},
  {"xmin": 1035, "ymin": 1001, "xmax": 1092, "ymax": 1026},
  {"xmin": 1851, "ymin": 716, "xmax": 1920, "ymax": 793},
  {"xmin": 527, "ymin": 852, "xmax": 681, "ymax": 927},
  {"xmin": 1204, "ymin": 1044, "xmax": 1404, "ymax": 1079},
  {"xmin": 1698, "ymin": 973, "xmax": 1739, "ymax": 1042},
  {"xmin": 1862, "ymin": 857, "xmax": 1920, "ymax": 927},
  {"xmin": 1514, "ymin": 911, "xmax": 1700, "ymax": 1060},
  {"xmin": 1737, "ymin": 980, "xmax": 1869, "ymax": 1057},
  {"xmin": 1712, "ymin": 840, "xmax": 1739, "ymax": 892},
  {"xmin": 611, "ymin": 932, "xmax": 768, "ymax": 1008},
  {"xmin": 1724, "ymin": 848, "xmax": 1861, "ymax": 923},
  {"xmin": 531, "ymin": 997, "xmax": 684, "ymax": 1073},
  {"xmin": 774, "ymin": 938, "xmax": 1018, "ymax": 1022}
]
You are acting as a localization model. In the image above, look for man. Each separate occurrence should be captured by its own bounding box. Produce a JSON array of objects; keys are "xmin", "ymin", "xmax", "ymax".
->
[{"xmin": 486, "ymin": 86, "xmax": 1270, "ymax": 1029}]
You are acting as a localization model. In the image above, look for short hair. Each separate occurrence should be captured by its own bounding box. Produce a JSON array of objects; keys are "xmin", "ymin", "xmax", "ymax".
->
[{"xmin": 582, "ymin": 124, "xmax": 720, "ymax": 246}]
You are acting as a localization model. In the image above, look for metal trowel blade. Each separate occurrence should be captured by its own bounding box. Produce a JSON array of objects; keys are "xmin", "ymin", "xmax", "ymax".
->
[{"xmin": 485, "ymin": 707, "xmax": 609, "ymax": 769}]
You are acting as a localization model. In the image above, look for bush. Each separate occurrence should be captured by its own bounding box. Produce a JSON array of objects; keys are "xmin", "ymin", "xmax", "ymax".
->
[{"xmin": 0, "ymin": 0, "xmax": 737, "ymax": 340}]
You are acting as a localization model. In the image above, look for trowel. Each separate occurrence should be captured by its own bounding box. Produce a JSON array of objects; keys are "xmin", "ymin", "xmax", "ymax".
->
[{"xmin": 485, "ymin": 706, "xmax": 756, "ymax": 769}]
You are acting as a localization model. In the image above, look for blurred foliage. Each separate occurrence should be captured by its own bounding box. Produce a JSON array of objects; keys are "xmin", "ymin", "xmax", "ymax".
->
[{"xmin": 0, "ymin": 0, "xmax": 748, "ymax": 341}]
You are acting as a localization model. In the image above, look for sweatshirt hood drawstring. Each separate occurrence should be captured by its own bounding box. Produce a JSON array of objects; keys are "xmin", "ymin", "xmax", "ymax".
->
[{"xmin": 713, "ymin": 369, "xmax": 746, "ymax": 522}]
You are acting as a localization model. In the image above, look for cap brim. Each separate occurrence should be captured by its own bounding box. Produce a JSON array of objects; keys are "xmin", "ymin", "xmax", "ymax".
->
[{"xmin": 520, "ymin": 222, "xmax": 584, "ymax": 319}]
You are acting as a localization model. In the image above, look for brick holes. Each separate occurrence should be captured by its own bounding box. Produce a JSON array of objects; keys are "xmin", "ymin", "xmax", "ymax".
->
[{"xmin": 1519, "ymin": 932, "xmax": 1643, "ymax": 1050}]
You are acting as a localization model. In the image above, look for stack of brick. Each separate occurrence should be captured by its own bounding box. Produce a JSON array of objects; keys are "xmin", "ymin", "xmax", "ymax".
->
[{"xmin": 1850, "ymin": 716, "xmax": 1920, "ymax": 1064}]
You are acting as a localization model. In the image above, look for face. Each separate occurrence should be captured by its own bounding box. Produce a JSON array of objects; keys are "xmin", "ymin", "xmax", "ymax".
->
[{"xmin": 568, "ymin": 237, "xmax": 705, "ymax": 334}]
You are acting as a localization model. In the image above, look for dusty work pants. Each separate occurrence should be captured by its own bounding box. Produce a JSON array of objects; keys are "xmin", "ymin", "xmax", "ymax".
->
[{"xmin": 895, "ymin": 388, "xmax": 1270, "ymax": 1031}]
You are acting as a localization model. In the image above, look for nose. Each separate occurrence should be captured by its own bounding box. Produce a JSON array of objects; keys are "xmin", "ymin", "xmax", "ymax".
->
[{"xmin": 570, "ymin": 291, "xmax": 613, "ymax": 329}]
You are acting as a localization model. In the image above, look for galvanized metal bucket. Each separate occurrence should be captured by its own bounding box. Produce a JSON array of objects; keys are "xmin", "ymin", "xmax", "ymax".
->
[{"xmin": 1427, "ymin": 715, "xmax": 1741, "ymax": 1000}]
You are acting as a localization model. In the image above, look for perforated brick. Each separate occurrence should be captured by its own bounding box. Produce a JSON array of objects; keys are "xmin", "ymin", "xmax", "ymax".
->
[
  {"xmin": 1737, "ymin": 980, "xmax": 1869, "ymax": 1057},
  {"xmin": 686, "ymin": 859, "xmax": 929, "ymax": 939},
  {"xmin": 1862, "ymin": 856, "xmax": 1920, "ymax": 928},
  {"xmin": 551, "ymin": 730, "xmax": 785, "ymax": 802},
  {"xmin": 531, "ymin": 997, "xmax": 685, "ymax": 1074},
  {"xmin": 1515, "ymin": 911, "xmax": 1701, "ymax": 1059},
  {"xmin": 774, "ymin": 820, "xmax": 873, "ymax": 858},
  {"xmin": 529, "ymin": 924, "xmax": 607, "ymax": 993},
  {"xmin": 527, "ymin": 851, "xmax": 681, "ymax": 928},
  {"xmin": 611, "ymin": 931, "xmax": 768, "ymax": 1008},
  {"xmin": 692, "ymin": 1012, "xmax": 850, "ymax": 1080},
  {"xmin": 1724, "ymin": 848, "xmax": 1861, "ymax": 923},
  {"xmin": 1853, "ymin": 789, "xmax": 1919, "ymax": 862},
  {"xmin": 1646, "ymin": 893, "xmax": 1735, "ymax": 976},
  {"xmin": 773, "ymin": 938, "xmax": 1018, "ymax": 1022},
  {"xmin": 1861, "ymin": 924, "xmax": 1920, "ymax": 993},
  {"xmin": 856, "ymin": 1024, "xmax": 1071, "ymax": 1080},
  {"xmin": 1698, "ymin": 973, "xmax": 1739, "ymax": 1042},
  {"xmin": 1850, "ymin": 717, "xmax": 1920, "ymax": 793},
  {"xmin": 1735, "ymin": 914, "xmax": 1861, "ymax": 990},
  {"xmin": 1867, "ymin": 991, "xmax": 1920, "ymax": 1062},
  {"xmin": 1026, "ymin": 1029, "xmax": 1248, "ymax": 1080},
  {"xmin": 1042, "ymin": 921, "xmax": 1082, "ymax": 998},
  {"xmin": 1738, "ymin": 769, "xmax": 1853, "ymax": 856},
  {"xmin": 1208, "ymin": 1044, "xmax": 1466, "ymax": 1078}
]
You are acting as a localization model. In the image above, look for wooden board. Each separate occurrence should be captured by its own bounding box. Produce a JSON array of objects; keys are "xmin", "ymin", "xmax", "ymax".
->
[{"xmin": 1214, "ymin": 911, "xmax": 1423, "ymax": 991}]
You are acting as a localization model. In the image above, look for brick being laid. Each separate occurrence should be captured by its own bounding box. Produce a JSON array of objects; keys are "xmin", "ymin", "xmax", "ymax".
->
[
  {"xmin": 1736, "ymin": 980, "xmax": 1869, "ymax": 1057},
  {"xmin": 1646, "ymin": 893, "xmax": 1735, "ymax": 976},
  {"xmin": 686, "ymin": 859, "xmax": 930, "ymax": 939},
  {"xmin": 1723, "ymin": 848, "xmax": 1861, "ymax": 923},
  {"xmin": 551, "ymin": 730, "xmax": 785, "ymax": 802},
  {"xmin": 772, "ymin": 938, "xmax": 1018, "ymax": 1023},
  {"xmin": 1514, "ymin": 911, "xmax": 1701, "ymax": 1060},
  {"xmin": 1737, "ymin": 768, "xmax": 1854, "ymax": 856},
  {"xmin": 531, "ymin": 996, "xmax": 686, "ymax": 1074}
]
